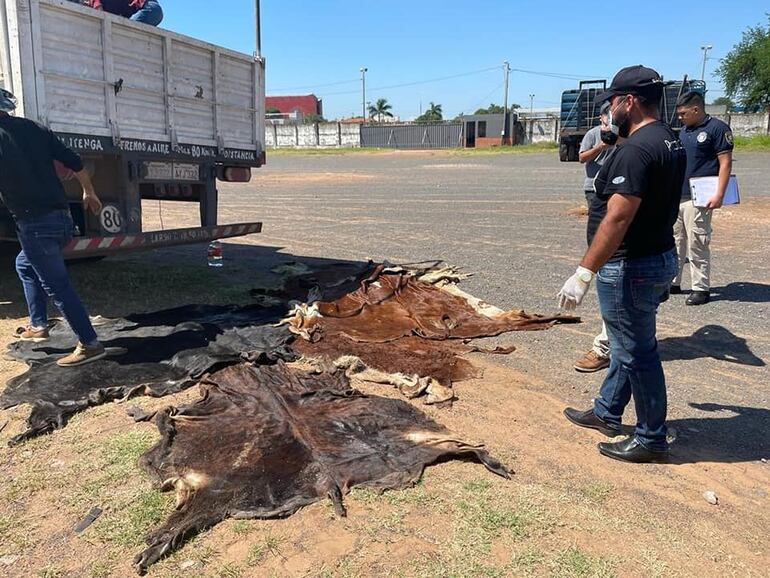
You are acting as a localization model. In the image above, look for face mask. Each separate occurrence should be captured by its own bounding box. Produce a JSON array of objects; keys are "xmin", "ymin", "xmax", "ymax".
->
[{"xmin": 608, "ymin": 96, "xmax": 632, "ymax": 138}]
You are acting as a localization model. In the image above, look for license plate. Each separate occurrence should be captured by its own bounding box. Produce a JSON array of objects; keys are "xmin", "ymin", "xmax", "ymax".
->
[
  {"xmin": 143, "ymin": 162, "xmax": 200, "ymax": 181},
  {"xmin": 144, "ymin": 162, "xmax": 173, "ymax": 180},
  {"xmin": 173, "ymin": 163, "xmax": 200, "ymax": 181}
]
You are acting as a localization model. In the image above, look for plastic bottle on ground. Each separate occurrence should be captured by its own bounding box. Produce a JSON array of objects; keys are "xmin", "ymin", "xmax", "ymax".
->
[{"xmin": 207, "ymin": 240, "xmax": 223, "ymax": 267}]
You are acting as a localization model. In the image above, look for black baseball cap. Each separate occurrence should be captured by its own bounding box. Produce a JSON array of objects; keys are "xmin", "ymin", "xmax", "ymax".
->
[{"xmin": 594, "ymin": 65, "xmax": 666, "ymax": 104}]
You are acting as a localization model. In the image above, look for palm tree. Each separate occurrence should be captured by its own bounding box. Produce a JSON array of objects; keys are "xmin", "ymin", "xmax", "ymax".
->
[
  {"xmin": 416, "ymin": 102, "xmax": 443, "ymax": 123},
  {"xmin": 368, "ymin": 98, "xmax": 394, "ymax": 123}
]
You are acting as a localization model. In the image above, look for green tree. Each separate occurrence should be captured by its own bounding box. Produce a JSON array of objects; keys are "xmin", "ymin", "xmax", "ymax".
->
[
  {"xmin": 716, "ymin": 16, "xmax": 770, "ymax": 110},
  {"xmin": 266, "ymin": 107, "xmax": 281, "ymax": 114},
  {"xmin": 415, "ymin": 102, "xmax": 443, "ymax": 123},
  {"xmin": 473, "ymin": 103, "xmax": 522, "ymax": 115},
  {"xmin": 368, "ymin": 98, "xmax": 394, "ymax": 122},
  {"xmin": 711, "ymin": 96, "xmax": 734, "ymax": 109}
]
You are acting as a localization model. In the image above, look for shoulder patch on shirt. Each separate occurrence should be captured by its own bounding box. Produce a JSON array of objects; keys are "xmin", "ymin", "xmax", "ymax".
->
[
  {"xmin": 697, "ymin": 131, "xmax": 708, "ymax": 143},
  {"xmin": 725, "ymin": 131, "xmax": 734, "ymax": 145},
  {"xmin": 612, "ymin": 176, "xmax": 626, "ymax": 185}
]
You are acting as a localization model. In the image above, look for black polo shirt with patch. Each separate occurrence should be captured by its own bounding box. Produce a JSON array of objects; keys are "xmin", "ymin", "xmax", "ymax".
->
[
  {"xmin": 588, "ymin": 121, "xmax": 686, "ymax": 261},
  {"xmin": 679, "ymin": 115, "xmax": 734, "ymax": 199}
]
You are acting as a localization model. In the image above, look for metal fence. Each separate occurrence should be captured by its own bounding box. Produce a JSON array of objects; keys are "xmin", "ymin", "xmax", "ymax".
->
[{"xmin": 360, "ymin": 123, "xmax": 463, "ymax": 149}]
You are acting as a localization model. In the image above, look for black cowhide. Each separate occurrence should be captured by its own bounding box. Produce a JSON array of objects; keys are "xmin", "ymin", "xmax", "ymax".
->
[
  {"xmin": 133, "ymin": 362, "xmax": 510, "ymax": 574},
  {"xmin": 1, "ymin": 305, "xmax": 296, "ymax": 445}
]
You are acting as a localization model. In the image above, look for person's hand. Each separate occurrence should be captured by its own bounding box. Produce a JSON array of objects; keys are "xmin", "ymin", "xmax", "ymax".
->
[
  {"xmin": 83, "ymin": 189, "xmax": 103, "ymax": 215},
  {"xmin": 703, "ymin": 194, "xmax": 724, "ymax": 209},
  {"xmin": 557, "ymin": 266, "xmax": 595, "ymax": 311}
]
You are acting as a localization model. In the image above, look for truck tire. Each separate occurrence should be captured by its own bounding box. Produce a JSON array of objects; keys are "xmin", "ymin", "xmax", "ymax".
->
[
  {"xmin": 569, "ymin": 144, "xmax": 579, "ymax": 162},
  {"xmin": 559, "ymin": 143, "xmax": 569, "ymax": 162}
]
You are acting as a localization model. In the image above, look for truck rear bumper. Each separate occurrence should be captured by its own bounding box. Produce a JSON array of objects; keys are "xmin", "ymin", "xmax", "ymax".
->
[{"xmin": 60, "ymin": 222, "xmax": 262, "ymax": 258}]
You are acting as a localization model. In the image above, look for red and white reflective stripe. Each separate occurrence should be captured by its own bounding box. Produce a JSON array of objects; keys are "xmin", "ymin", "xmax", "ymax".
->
[
  {"xmin": 63, "ymin": 223, "xmax": 261, "ymax": 254},
  {"xmin": 65, "ymin": 234, "xmax": 145, "ymax": 253}
]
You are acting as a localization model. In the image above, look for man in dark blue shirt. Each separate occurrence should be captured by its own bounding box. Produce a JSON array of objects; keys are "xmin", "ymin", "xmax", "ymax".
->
[
  {"xmin": 0, "ymin": 88, "xmax": 106, "ymax": 367},
  {"xmin": 672, "ymin": 91, "xmax": 734, "ymax": 305}
]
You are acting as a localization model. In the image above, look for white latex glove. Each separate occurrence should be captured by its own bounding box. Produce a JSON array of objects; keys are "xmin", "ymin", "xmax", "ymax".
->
[{"xmin": 557, "ymin": 266, "xmax": 595, "ymax": 311}]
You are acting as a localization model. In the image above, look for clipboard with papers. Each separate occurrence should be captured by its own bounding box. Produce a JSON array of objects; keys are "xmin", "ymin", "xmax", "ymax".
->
[{"xmin": 689, "ymin": 175, "xmax": 740, "ymax": 207}]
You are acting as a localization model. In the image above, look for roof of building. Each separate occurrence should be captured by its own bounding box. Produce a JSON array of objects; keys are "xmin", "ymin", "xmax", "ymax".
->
[{"xmin": 265, "ymin": 95, "xmax": 321, "ymax": 116}]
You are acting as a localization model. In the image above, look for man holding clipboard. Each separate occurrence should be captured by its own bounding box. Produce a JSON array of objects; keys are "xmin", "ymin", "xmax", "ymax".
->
[{"xmin": 672, "ymin": 91, "xmax": 735, "ymax": 306}]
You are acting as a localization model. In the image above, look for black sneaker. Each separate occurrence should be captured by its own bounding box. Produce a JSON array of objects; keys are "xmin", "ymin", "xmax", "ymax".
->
[{"xmin": 686, "ymin": 291, "xmax": 710, "ymax": 306}]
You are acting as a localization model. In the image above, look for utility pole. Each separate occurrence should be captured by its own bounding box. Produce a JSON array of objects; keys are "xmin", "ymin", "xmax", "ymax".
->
[
  {"xmin": 254, "ymin": 0, "xmax": 261, "ymax": 58},
  {"xmin": 529, "ymin": 94, "xmax": 535, "ymax": 114},
  {"xmin": 360, "ymin": 67, "xmax": 368, "ymax": 121},
  {"xmin": 700, "ymin": 45, "xmax": 712, "ymax": 81},
  {"xmin": 501, "ymin": 61, "xmax": 510, "ymax": 145}
]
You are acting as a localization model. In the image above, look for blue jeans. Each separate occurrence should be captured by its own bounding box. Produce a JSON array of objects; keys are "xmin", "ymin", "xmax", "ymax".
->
[
  {"xmin": 593, "ymin": 249, "xmax": 677, "ymax": 451},
  {"xmin": 130, "ymin": 1, "xmax": 163, "ymax": 26},
  {"xmin": 15, "ymin": 210, "xmax": 98, "ymax": 346}
]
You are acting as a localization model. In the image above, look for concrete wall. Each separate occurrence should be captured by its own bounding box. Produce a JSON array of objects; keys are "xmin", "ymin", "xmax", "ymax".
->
[
  {"xmin": 266, "ymin": 123, "xmax": 362, "ymax": 148},
  {"xmin": 722, "ymin": 113, "xmax": 770, "ymax": 136},
  {"xmin": 518, "ymin": 117, "xmax": 560, "ymax": 144}
]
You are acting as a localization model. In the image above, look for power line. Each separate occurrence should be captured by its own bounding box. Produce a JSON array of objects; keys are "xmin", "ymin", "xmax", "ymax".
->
[
  {"xmin": 320, "ymin": 65, "xmax": 502, "ymax": 97},
  {"xmin": 269, "ymin": 78, "xmax": 360, "ymax": 92}
]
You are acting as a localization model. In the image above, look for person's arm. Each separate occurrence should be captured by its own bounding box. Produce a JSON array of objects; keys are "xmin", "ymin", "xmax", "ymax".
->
[
  {"xmin": 74, "ymin": 168, "xmax": 103, "ymax": 214},
  {"xmin": 580, "ymin": 193, "xmax": 641, "ymax": 271},
  {"xmin": 703, "ymin": 151, "xmax": 732, "ymax": 209},
  {"xmin": 579, "ymin": 141, "xmax": 609, "ymax": 164}
]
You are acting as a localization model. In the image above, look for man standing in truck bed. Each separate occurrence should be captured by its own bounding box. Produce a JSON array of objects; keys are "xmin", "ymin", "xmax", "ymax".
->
[
  {"xmin": 0, "ymin": 88, "xmax": 107, "ymax": 367},
  {"xmin": 86, "ymin": 0, "xmax": 164, "ymax": 26}
]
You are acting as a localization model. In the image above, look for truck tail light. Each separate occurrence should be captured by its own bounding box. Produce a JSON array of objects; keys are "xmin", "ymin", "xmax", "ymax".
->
[{"xmin": 219, "ymin": 166, "xmax": 252, "ymax": 182}]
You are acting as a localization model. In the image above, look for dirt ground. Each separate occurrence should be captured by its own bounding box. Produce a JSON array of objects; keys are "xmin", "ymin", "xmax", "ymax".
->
[{"xmin": 0, "ymin": 150, "xmax": 768, "ymax": 578}]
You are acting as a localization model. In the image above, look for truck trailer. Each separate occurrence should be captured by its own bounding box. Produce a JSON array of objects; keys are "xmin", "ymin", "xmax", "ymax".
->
[
  {"xmin": 0, "ymin": 0, "xmax": 265, "ymax": 257},
  {"xmin": 558, "ymin": 77, "xmax": 706, "ymax": 162}
]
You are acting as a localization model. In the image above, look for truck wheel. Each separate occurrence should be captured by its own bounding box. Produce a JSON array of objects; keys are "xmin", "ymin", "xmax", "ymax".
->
[
  {"xmin": 569, "ymin": 144, "xmax": 579, "ymax": 162},
  {"xmin": 559, "ymin": 143, "xmax": 569, "ymax": 162}
]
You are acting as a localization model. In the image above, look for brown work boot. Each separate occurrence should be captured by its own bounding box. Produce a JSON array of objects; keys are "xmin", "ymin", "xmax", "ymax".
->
[
  {"xmin": 573, "ymin": 350, "xmax": 610, "ymax": 373},
  {"xmin": 16, "ymin": 326, "xmax": 51, "ymax": 342},
  {"xmin": 56, "ymin": 343, "xmax": 107, "ymax": 367}
]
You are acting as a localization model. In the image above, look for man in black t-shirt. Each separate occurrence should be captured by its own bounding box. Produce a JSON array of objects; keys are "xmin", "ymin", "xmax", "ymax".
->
[
  {"xmin": 0, "ymin": 88, "xmax": 106, "ymax": 367},
  {"xmin": 557, "ymin": 66, "xmax": 686, "ymax": 463}
]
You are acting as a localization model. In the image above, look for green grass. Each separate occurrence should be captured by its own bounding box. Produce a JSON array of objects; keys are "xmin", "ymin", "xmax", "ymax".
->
[
  {"xmin": 92, "ymin": 488, "xmax": 174, "ymax": 547},
  {"xmin": 246, "ymin": 534, "xmax": 285, "ymax": 567},
  {"xmin": 550, "ymin": 546, "xmax": 616, "ymax": 578},
  {"xmin": 734, "ymin": 134, "xmax": 770, "ymax": 151},
  {"xmin": 267, "ymin": 146, "xmax": 389, "ymax": 156},
  {"xmin": 579, "ymin": 482, "xmax": 615, "ymax": 503},
  {"xmin": 267, "ymin": 141, "xmax": 559, "ymax": 156}
]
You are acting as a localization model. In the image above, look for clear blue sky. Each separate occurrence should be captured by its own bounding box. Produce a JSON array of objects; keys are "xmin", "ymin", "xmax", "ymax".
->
[{"xmin": 164, "ymin": 1, "xmax": 768, "ymax": 120}]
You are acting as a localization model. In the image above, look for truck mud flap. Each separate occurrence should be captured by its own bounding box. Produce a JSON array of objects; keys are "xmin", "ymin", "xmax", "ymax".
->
[{"xmin": 62, "ymin": 222, "xmax": 262, "ymax": 258}]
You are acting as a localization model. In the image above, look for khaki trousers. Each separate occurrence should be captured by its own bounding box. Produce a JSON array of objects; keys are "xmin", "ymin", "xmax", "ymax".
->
[{"xmin": 673, "ymin": 199, "xmax": 713, "ymax": 292}]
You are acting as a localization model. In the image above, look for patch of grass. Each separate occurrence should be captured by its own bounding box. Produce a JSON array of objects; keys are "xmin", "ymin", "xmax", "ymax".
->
[
  {"xmin": 510, "ymin": 548, "xmax": 546, "ymax": 575},
  {"xmin": 92, "ymin": 488, "xmax": 174, "ymax": 547},
  {"xmin": 267, "ymin": 146, "xmax": 388, "ymax": 156},
  {"xmin": 230, "ymin": 520, "xmax": 254, "ymax": 536},
  {"xmin": 551, "ymin": 546, "xmax": 616, "ymax": 578},
  {"xmin": 734, "ymin": 134, "xmax": 770, "ymax": 151},
  {"xmin": 450, "ymin": 142, "xmax": 560, "ymax": 156},
  {"xmin": 36, "ymin": 566, "xmax": 64, "ymax": 578},
  {"xmin": 88, "ymin": 559, "xmax": 115, "ymax": 578},
  {"xmin": 216, "ymin": 562, "xmax": 244, "ymax": 578},
  {"xmin": 580, "ymin": 482, "xmax": 614, "ymax": 503},
  {"xmin": 246, "ymin": 534, "xmax": 284, "ymax": 567}
]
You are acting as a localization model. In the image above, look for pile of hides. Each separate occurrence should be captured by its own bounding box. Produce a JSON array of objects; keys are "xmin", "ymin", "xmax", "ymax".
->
[
  {"xmin": 1, "ymin": 304, "xmax": 295, "ymax": 445},
  {"xmin": 284, "ymin": 263, "xmax": 578, "ymax": 403},
  {"xmin": 132, "ymin": 362, "xmax": 510, "ymax": 574}
]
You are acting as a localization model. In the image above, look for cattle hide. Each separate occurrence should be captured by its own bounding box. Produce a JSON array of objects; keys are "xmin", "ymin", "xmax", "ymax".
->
[
  {"xmin": 292, "ymin": 334, "xmax": 508, "ymax": 404},
  {"xmin": 1, "ymin": 305, "xmax": 295, "ymax": 445},
  {"xmin": 283, "ymin": 269, "xmax": 579, "ymax": 343},
  {"xmin": 133, "ymin": 362, "xmax": 510, "ymax": 574}
]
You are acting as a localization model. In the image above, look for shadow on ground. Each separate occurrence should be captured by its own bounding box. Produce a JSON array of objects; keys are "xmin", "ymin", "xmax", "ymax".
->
[
  {"xmin": 659, "ymin": 324, "xmax": 765, "ymax": 367},
  {"xmin": 670, "ymin": 403, "xmax": 770, "ymax": 464},
  {"xmin": 0, "ymin": 241, "xmax": 368, "ymax": 321},
  {"xmin": 710, "ymin": 282, "xmax": 770, "ymax": 304}
]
